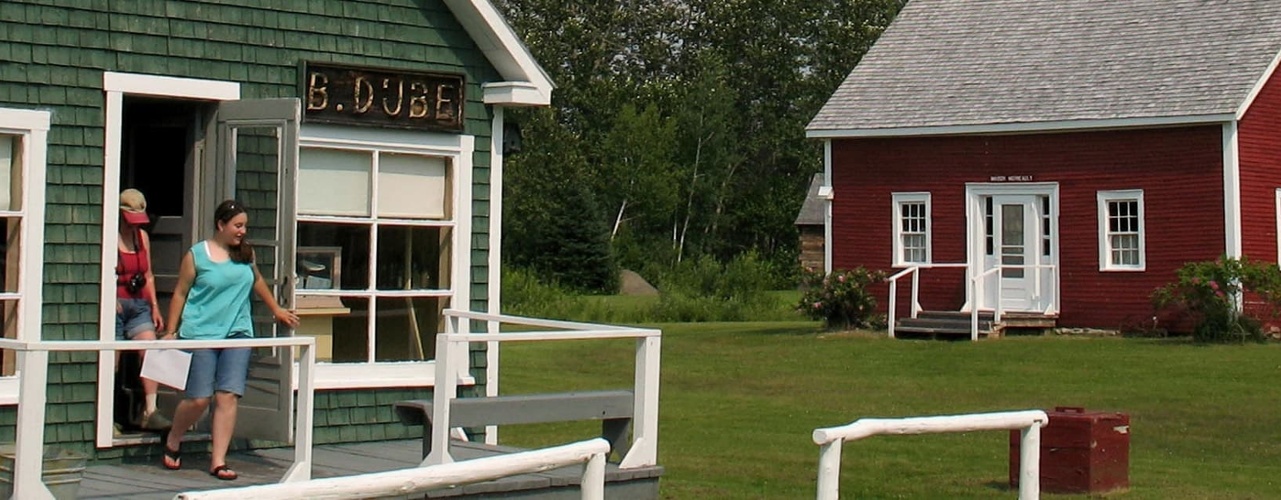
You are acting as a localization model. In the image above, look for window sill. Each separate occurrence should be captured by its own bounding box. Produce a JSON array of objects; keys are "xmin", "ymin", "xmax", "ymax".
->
[
  {"xmin": 0, "ymin": 377, "xmax": 16, "ymax": 405},
  {"xmin": 1099, "ymin": 266, "xmax": 1146, "ymax": 272},
  {"xmin": 294, "ymin": 361, "xmax": 475, "ymax": 391}
]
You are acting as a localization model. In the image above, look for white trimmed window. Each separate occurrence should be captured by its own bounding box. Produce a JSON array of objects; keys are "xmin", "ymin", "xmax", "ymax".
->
[
  {"xmin": 892, "ymin": 192, "xmax": 931, "ymax": 266},
  {"xmin": 1097, "ymin": 190, "xmax": 1145, "ymax": 271},
  {"xmin": 295, "ymin": 140, "xmax": 455, "ymax": 365},
  {"xmin": 0, "ymin": 109, "xmax": 49, "ymax": 402}
]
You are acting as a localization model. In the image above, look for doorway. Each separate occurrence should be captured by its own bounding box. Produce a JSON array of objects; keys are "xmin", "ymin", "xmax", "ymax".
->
[
  {"xmin": 113, "ymin": 96, "xmax": 208, "ymax": 438},
  {"xmin": 968, "ymin": 184, "xmax": 1059, "ymax": 314}
]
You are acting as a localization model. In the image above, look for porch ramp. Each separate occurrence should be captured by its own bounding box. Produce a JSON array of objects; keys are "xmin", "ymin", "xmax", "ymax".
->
[
  {"xmin": 893, "ymin": 311, "xmax": 994, "ymax": 339},
  {"xmin": 894, "ymin": 311, "xmax": 1058, "ymax": 339}
]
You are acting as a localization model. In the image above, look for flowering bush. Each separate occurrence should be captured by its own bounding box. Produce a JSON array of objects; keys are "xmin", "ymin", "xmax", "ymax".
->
[
  {"xmin": 1151, "ymin": 256, "xmax": 1281, "ymax": 343},
  {"xmin": 798, "ymin": 267, "xmax": 887, "ymax": 330}
]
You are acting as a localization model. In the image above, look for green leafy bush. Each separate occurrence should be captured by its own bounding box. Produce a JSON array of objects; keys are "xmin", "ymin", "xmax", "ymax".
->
[
  {"xmin": 1151, "ymin": 256, "xmax": 1281, "ymax": 343},
  {"xmin": 797, "ymin": 267, "xmax": 887, "ymax": 330},
  {"xmin": 648, "ymin": 252, "xmax": 778, "ymax": 322}
]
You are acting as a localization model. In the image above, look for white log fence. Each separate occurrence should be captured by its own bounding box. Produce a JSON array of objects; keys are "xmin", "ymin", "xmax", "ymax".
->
[
  {"xmin": 813, "ymin": 410, "xmax": 1049, "ymax": 500},
  {"xmin": 0, "ymin": 336, "xmax": 318, "ymax": 500},
  {"xmin": 176, "ymin": 438, "xmax": 611, "ymax": 500},
  {"xmin": 426, "ymin": 309, "xmax": 661, "ymax": 470}
]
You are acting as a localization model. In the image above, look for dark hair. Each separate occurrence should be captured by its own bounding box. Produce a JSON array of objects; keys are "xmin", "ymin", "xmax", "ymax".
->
[{"xmin": 214, "ymin": 200, "xmax": 254, "ymax": 264}]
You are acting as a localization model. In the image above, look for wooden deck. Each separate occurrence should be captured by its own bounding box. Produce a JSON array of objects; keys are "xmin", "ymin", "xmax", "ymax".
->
[{"xmin": 77, "ymin": 439, "xmax": 662, "ymax": 499}]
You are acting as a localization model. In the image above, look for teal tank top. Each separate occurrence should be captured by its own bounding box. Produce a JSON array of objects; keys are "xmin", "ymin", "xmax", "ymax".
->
[{"xmin": 179, "ymin": 241, "xmax": 255, "ymax": 340}]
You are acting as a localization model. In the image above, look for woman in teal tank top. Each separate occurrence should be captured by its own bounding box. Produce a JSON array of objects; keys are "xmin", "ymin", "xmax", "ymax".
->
[{"xmin": 159, "ymin": 200, "xmax": 299, "ymax": 480}]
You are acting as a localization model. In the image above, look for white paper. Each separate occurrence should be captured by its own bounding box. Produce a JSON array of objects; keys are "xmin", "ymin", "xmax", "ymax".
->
[{"xmin": 140, "ymin": 349, "xmax": 192, "ymax": 390}]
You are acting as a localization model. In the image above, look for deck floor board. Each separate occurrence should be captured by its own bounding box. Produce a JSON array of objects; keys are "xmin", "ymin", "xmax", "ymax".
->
[{"xmin": 76, "ymin": 439, "xmax": 661, "ymax": 499}]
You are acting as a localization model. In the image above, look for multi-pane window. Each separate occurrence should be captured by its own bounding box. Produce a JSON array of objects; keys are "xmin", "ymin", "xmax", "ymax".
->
[
  {"xmin": 1040, "ymin": 195, "xmax": 1052, "ymax": 258},
  {"xmin": 0, "ymin": 109, "xmax": 48, "ymax": 383},
  {"xmin": 892, "ymin": 192, "xmax": 931, "ymax": 266},
  {"xmin": 295, "ymin": 146, "xmax": 453, "ymax": 363},
  {"xmin": 1097, "ymin": 190, "xmax": 1144, "ymax": 271}
]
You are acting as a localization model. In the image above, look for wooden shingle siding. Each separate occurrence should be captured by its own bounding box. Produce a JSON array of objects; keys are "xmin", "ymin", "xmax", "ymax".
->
[
  {"xmin": 0, "ymin": 0, "xmax": 500, "ymax": 454},
  {"xmin": 832, "ymin": 126, "xmax": 1224, "ymax": 329}
]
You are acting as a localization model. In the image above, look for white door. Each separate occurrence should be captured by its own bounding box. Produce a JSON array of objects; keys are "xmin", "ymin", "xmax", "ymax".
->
[
  {"xmin": 980, "ymin": 195, "xmax": 1048, "ymax": 312},
  {"xmin": 206, "ymin": 98, "xmax": 300, "ymax": 442}
]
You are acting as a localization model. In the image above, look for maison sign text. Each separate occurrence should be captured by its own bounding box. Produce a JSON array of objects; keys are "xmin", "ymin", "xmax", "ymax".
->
[
  {"xmin": 302, "ymin": 63, "xmax": 465, "ymax": 132},
  {"xmin": 990, "ymin": 175, "xmax": 1034, "ymax": 182}
]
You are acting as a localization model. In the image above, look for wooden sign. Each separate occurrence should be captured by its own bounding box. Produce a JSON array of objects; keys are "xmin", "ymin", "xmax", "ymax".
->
[{"xmin": 302, "ymin": 62, "xmax": 465, "ymax": 132}]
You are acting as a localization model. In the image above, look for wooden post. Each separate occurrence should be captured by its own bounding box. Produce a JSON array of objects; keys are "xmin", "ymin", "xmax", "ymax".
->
[
  {"xmin": 13, "ymin": 349, "xmax": 53, "ymax": 500},
  {"xmin": 814, "ymin": 440, "xmax": 842, "ymax": 500}
]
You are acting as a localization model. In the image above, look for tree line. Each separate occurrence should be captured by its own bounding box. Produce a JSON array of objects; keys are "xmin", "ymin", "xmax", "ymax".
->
[{"xmin": 496, "ymin": 0, "xmax": 906, "ymax": 292}]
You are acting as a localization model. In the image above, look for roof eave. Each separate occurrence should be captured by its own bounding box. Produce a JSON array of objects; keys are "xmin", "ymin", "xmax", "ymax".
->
[
  {"xmin": 806, "ymin": 114, "xmax": 1238, "ymax": 139},
  {"xmin": 443, "ymin": 0, "xmax": 555, "ymax": 107}
]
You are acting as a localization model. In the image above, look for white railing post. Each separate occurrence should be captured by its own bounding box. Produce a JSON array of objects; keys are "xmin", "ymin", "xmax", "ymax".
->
[
  {"xmin": 424, "ymin": 321, "xmax": 457, "ymax": 466},
  {"xmin": 13, "ymin": 349, "xmax": 53, "ymax": 500},
  {"xmin": 971, "ymin": 275, "xmax": 981, "ymax": 342},
  {"xmin": 620, "ymin": 334, "xmax": 661, "ymax": 469},
  {"xmin": 582, "ymin": 451, "xmax": 606, "ymax": 500},
  {"xmin": 1018, "ymin": 421, "xmax": 1043, "ymax": 500},
  {"xmin": 910, "ymin": 268, "xmax": 921, "ymax": 318},
  {"xmin": 888, "ymin": 278, "xmax": 898, "ymax": 338},
  {"xmin": 815, "ymin": 439, "xmax": 843, "ymax": 500},
  {"xmin": 282, "ymin": 342, "xmax": 316, "ymax": 482}
]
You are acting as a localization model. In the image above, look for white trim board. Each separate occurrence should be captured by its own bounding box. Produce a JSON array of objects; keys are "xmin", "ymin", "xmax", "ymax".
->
[
  {"xmin": 96, "ymin": 73, "xmax": 242, "ymax": 449},
  {"xmin": 443, "ymin": 0, "xmax": 554, "ymax": 106},
  {"xmin": 806, "ymin": 114, "xmax": 1236, "ymax": 139},
  {"xmin": 1222, "ymin": 122, "xmax": 1242, "ymax": 259}
]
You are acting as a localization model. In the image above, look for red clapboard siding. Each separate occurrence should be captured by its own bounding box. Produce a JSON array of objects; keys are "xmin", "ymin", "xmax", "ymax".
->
[
  {"xmin": 1239, "ymin": 66, "xmax": 1281, "ymax": 263},
  {"xmin": 831, "ymin": 126, "xmax": 1224, "ymax": 329}
]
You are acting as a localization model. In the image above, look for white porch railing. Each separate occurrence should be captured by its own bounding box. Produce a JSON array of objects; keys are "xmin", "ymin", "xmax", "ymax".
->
[
  {"xmin": 428, "ymin": 310, "xmax": 661, "ymax": 470},
  {"xmin": 886, "ymin": 263, "xmax": 967, "ymax": 338},
  {"xmin": 0, "ymin": 336, "xmax": 317, "ymax": 500},
  {"xmin": 889, "ymin": 264, "xmax": 1057, "ymax": 341},
  {"xmin": 812, "ymin": 410, "xmax": 1049, "ymax": 500},
  {"xmin": 176, "ymin": 438, "xmax": 611, "ymax": 500},
  {"xmin": 971, "ymin": 264, "xmax": 1058, "ymax": 341}
]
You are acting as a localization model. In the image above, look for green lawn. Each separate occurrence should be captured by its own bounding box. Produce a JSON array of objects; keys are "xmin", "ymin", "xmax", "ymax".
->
[{"xmin": 497, "ymin": 321, "xmax": 1281, "ymax": 499}]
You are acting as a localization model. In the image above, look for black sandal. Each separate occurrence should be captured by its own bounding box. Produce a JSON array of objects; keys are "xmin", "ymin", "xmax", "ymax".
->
[
  {"xmin": 210, "ymin": 464, "xmax": 238, "ymax": 480},
  {"xmin": 161, "ymin": 429, "xmax": 181, "ymax": 470}
]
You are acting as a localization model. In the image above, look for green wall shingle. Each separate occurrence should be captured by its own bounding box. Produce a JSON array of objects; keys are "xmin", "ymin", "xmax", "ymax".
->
[{"xmin": 0, "ymin": 0, "xmax": 510, "ymax": 460}]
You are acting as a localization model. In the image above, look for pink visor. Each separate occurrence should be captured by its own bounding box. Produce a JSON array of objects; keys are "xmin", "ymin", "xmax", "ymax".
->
[{"xmin": 122, "ymin": 210, "xmax": 149, "ymax": 225}]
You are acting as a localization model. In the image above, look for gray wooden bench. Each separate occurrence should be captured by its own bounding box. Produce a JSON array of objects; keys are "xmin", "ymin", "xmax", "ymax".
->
[{"xmin": 395, "ymin": 390, "xmax": 634, "ymax": 461}]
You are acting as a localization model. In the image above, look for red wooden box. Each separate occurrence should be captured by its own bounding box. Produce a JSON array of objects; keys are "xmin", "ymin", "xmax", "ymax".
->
[{"xmin": 1009, "ymin": 407, "xmax": 1130, "ymax": 494}]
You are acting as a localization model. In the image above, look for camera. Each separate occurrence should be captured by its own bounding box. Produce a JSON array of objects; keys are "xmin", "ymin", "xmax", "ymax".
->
[{"xmin": 126, "ymin": 273, "xmax": 145, "ymax": 294}]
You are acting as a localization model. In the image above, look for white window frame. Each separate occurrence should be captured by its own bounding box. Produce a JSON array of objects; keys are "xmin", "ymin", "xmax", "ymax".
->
[
  {"xmin": 296, "ymin": 124, "xmax": 474, "ymax": 389},
  {"xmin": 891, "ymin": 192, "xmax": 932, "ymax": 267},
  {"xmin": 0, "ymin": 108, "xmax": 50, "ymax": 405},
  {"xmin": 1097, "ymin": 189, "xmax": 1146, "ymax": 271}
]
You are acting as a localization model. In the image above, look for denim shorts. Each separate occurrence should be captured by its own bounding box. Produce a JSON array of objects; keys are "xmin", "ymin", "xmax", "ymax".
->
[
  {"xmin": 182, "ymin": 332, "xmax": 252, "ymax": 399},
  {"xmin": 115, "ymin": 298, "xmax": 154, "ymax": 341}
]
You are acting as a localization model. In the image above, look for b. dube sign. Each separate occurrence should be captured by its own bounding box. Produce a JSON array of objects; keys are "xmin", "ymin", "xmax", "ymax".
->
[{"xmin": 302, "ymin": 62, "xmax": 465, "ymax": 132}]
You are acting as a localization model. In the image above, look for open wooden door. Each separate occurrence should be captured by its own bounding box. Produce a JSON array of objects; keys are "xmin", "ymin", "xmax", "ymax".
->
[{"xmin": 206, "ymin": 98, "xmax": 299, "ymax": 442}]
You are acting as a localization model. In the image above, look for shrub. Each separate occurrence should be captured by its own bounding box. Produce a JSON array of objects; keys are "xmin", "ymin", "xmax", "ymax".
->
[
  {"xmin": 648, "ymin": 252, "xmax": 777, "ymax": 322},
  {"xmin": 797, "ymin": 267, "xmax": 887, "ymax": 330},
  {"xmin": 1151, "ymin": 256, "xmax": 1281, "ymax": 343}
]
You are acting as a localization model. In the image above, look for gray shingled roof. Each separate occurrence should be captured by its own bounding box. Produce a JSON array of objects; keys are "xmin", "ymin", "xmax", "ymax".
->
[
  {"xmin": 808, "ymin": 0, "xmax": 1281, "ymax": 133},
  {"xmin": 795, "ymin": 173, "xmax": 825, "ymax": 226}
]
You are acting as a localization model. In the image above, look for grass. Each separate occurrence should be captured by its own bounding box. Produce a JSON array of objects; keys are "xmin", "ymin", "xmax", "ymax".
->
[{"xmin": 496, "ymin": 321, "xmax": 1281, "ymax": 499}]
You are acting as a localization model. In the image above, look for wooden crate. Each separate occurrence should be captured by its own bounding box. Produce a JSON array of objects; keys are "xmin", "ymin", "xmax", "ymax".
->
[{"xmin": 1009, "ymin": 407, "xmax": 1130, "ymax": 494}]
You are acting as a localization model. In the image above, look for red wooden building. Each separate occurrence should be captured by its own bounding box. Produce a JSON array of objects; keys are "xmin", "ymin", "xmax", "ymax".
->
[{"xmin": 806, "ymin": 0, "xmax": 1281, "ymax": 333}]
